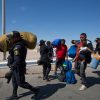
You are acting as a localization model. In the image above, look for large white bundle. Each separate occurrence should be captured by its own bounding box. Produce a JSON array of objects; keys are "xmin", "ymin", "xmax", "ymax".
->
[
  {"xmin": 20, "ymin": 32, "xmax": 37, "ymax": 49},
  {"xmin": 0, "ymin": 32, "xmax": 37, "ymax": 52}
]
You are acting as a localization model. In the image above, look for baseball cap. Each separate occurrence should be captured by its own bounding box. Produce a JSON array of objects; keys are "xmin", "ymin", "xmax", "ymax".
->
[
  {"xmin": 39, "ymin": 40, "xmax": 46, "ymax": 46},
  {"xmin": 7, "ymin": 31, "xmax": 20, "ymax": 39}
]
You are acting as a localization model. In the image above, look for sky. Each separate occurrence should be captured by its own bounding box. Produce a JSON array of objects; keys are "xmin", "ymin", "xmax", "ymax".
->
[{"xmin": 0, "ymin": 0, "xmax": 100, "ymax": 46}]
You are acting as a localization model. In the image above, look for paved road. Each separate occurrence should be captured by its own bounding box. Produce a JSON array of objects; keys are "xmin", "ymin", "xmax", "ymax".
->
[{"xmin": 0, "ymin": 65, "xmax": 100, "ymax": 100}]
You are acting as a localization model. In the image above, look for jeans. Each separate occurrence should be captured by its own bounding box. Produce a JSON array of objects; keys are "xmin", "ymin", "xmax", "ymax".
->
[{"xmin": 75, "ymin": 61, "xmax": 87, "ymax": 85}]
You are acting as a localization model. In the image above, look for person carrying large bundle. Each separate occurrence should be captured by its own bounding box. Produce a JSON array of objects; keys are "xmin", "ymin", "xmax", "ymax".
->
[
  {"xmin": 5, "ymin": 31, "xmax": 39, "ymax": 100},
  {"xmin": 0, "ymin": 31, "xmax": 37, "ymax": 60}
]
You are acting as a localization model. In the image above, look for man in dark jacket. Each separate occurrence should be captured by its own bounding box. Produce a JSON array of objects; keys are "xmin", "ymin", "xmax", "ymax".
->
[
  {"xmin": 46, "ymin": 41, "xmax": 53, "ymax": 59},
  {"xmin": 38, "ymin": 40, "xmax": 51, "ymax": 81},
  {"xmin": 6, "ymin": 31, "xmax": 39, "ymax": 100}
]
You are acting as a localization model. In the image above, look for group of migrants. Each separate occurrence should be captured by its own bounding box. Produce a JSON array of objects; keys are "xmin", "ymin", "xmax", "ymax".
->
[{"xmin": 0, "ymin": 31, "xmax": 100, "ymax": 100}]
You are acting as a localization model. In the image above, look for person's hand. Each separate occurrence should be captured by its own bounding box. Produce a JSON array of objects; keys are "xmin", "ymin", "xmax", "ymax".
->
[
  {"xmin": 73, "ymin": 58, "xmax": 75, "ymax": 62},
  {"xmin": 65, "ymin": 57, "xmax": 68, "ymax": 61},
  {"xmin": 37, "ymin": 59, "xmax": 42, "ymax": 65}
]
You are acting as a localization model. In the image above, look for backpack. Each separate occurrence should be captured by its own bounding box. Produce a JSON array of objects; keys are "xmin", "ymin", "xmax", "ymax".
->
[
  {"xmin": 62, "ymin": 60, "xmax": 77, "ymax": 84},
  {"xmin": 52, "ymin": 39, "xmax": 61, "ymax": 47},
  {"xmin": 65, "ymin": 70, "xmax": 77, "ymax": 84},
  {"xmin": 57, "ymin": 60, "xmax": 71, "ymax": 82},
  {"xmin": 68, "ymin": 45, "xmax": 77, "ymax": 58},
  {"xmin": 62, "ymin": 60, "xmax": 72, "ymax": 71}
]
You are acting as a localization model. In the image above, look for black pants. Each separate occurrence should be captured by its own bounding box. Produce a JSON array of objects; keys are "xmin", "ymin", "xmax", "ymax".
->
[
  {"xmin": 42, "ymin": 62, "xmax": 51, "ymax": 79},
  {"xmin": 75, "ymin": 61, "xmax": 87, "ymax": 85},
  {"xmin": 56, "ymin": 58, "xmax": 65, "ymax": 70},
  {"xmin": 12, "ymin": 70, "xmax": 37, "ymax": 96}
]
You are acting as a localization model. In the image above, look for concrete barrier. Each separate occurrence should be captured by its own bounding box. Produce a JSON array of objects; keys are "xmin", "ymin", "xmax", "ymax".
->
[{"xmin": 0, "ymin": 57, "xmax": 73, "ymax": 69}]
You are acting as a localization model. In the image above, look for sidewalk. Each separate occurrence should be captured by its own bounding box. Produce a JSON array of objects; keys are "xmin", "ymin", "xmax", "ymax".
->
[{"xmin": 0, "ymin": 65, "xmax": 100, "ymax": 100}]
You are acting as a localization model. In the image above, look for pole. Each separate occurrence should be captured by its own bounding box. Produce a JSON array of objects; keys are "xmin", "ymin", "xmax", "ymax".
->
[
  {"xmin": 2, "ymin": 0, "xmax": 6, "ymax": 60},
  {"xmin": 2, "ymin": 0, "xmax": 6, "ymax": 35}
]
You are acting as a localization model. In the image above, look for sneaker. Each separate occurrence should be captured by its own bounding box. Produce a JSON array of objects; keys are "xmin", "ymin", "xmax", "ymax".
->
[{"xmin": 79, "ymin": 85, "xmax": 87, "ymax": 91}]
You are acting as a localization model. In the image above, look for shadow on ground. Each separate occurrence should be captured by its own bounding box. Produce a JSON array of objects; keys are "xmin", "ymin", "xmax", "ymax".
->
[
  {"xmin": 35, "ymin": 83, "xmax": 66, "ymax": 100},
  {"xmin": 5, "ymin": 83, "xmax": 66, "ymax": 100},
  {"xmin": 92, "ymin": 70, "xmax": 100, "ymax": 77},
  {"xmin": 87, "ymin": 71, "xmax": 100, "ymax": 88},
  {"xmin": 49, "ymin": 75, "xmax": 57, "ymax": 81}
]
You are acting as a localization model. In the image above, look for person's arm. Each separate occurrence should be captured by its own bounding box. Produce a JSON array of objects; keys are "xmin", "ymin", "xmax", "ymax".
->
[
  {"xmin": 73, "ymin": 46, "xmax": 80, "ymax": 61},
  {"xmin": 87, "ymin": 47, "xmax": 93, "ymax": 53},
  {"xmin": 65, "ymin": 45, "xmax": 68, "ymax": 60},
  {"xmin": 10, "ymin": 45, "xmax": 22, "ymax": 70},
  {"xmin": 65, "ymin": 52, "xmax": 68, "ymax": 60},
  {"xmin": 87, "ymin": 40, "xmax": 94, "ymax": 51}
]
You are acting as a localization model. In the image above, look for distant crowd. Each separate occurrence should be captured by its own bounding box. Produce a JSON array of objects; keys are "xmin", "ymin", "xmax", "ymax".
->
[{"xmin": 37, "ymin": 33, "xmax": 100, "ymax": 91}]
